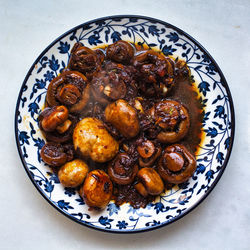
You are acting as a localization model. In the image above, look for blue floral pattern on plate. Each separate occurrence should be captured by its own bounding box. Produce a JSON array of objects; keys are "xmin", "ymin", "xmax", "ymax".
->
[{"xmin": 15, "ymin": 15, "xmax": 235, "ymax": 233}]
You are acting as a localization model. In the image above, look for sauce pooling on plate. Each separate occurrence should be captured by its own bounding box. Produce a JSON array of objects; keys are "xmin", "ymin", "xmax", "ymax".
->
[{"xmin": 39, "ymin": 40, "xmax": 204, "ymax": 209}]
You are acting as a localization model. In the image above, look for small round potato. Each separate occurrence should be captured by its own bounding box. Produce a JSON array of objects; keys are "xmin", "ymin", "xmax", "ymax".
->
[
  {"xmin": 58, "ymin": 159, "xmax": 89, "ymax": 188},
  {"xmin": 73, "ymin": 117, "xmax": 119, "ymax": 163}
]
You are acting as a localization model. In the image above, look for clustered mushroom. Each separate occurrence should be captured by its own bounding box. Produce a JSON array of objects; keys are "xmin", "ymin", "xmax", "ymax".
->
[
  {"xmin": 68, "ymin": 43, "xmax": 104, "ymax": 79},
  {"xmin": 80, "ymin": 170, "xmax": 113, "ymax": 209},
  {"xmin": 108, "ymin": 153, "xmax": 138, "ymax": 185},
  {"xmin": 137, "ymin": 140, "xmax": 162, "ymax": 168},
  {"xmin": 46, "ymin": 71, "xmax": 90, "ymax": 113},
  {"xmin": 158, "ymin": 144, "xmax": 196, "ymax": 184},
  {"xmin": 148, "ymin": 100, "xmax": 190, "ymax": 143},
  {"xmin": 39, "ymin": 40, "xmax": 200, "ymax": 210},
  {"xmin": 133, "ymin": 50, "xmax": 175, "ymax": 97}
]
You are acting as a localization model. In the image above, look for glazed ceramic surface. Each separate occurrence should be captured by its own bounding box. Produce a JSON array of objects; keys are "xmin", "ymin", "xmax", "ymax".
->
[{"xmin": 15, "ymin": 15, "xmax": 234, "ymax": 233}]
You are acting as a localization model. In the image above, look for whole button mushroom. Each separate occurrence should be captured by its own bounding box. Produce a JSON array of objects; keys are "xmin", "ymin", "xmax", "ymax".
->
[
  {"xmin": 40, "ymin": 106, "xmax": 69, "ymax": 132},
  {"xmin": 68, "ymin": 43, "xmax": 104, "ymax": 79},
  {"xmin": 73, "ymin": 117, "xmax": 119, "ymax": 163},
  {"xmin": 149, "ymin": 100, "xmax": 190, "ymax": 143},
  {"xmin": 39, "ymin": 107, "xmax": 77, "ymax": 143},
  {"xmin": 41, "ymin": 142, "xmax": 67, "ymax": 167},
  {"xmin": 46, "ymin": 70, "xmax": 90, "ymax": 113},
  {"xmin": 158, "ymin": 144, "xmax": 197, "ymax": 184},
  {"xmin": 105, "ymin": 99, "xmax": 140, "ymax": 139},
  {"xmin": 58, "ymin": 159, "xmax": 89, "ymax": 188},
  {"xmin": 135, "ymin": 168, "xmax": 164, "ymax": 197},
  {"xmin": 137, "ymin": 140, "xmax": 162, "ymax": 168},
  {"xmin": 80, "ymin": 169, "xmax": 113, "ymax": 209},
  {"xmin": 106, "ymin": 40, "xmax": 134, "ymax": 64},
  {"xmin": 108, "ymin": 153, "xmax": 138, "ymax": 185}
]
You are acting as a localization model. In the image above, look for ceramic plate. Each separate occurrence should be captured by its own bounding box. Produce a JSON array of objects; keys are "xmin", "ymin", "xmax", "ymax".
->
[{"xmin": 15, "ymin": 15, "xmax": 235, "ymax": 233}]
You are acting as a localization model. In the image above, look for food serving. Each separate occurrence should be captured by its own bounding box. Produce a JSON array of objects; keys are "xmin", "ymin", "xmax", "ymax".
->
[
  {"xmin": 38, "ymin": 40, "xmax": 203, "ymax": 210},
  {"xmin": 16, "ymin": 16, "xmax": 234, "ymax": 233}
]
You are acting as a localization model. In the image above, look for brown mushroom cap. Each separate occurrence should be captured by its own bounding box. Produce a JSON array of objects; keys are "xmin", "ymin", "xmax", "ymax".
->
[
  {"xmin": 158, "ymin": 144, "xmax": 197, "ymax": 184},
  {"xmin": 149, "ymin": 100, "xmax": 190, "ymax": 143},
  {"xmin": 136, "ymin": 168, "xmax": 164, "ymax": 196},
  {"xmin": 137, "ymin": 140, "xmax": 155, "ymax": 159},
  {"xmin": 106, "ymin": 40, "xmax": 134, "ymax": 64},
  {"xmin": 58, "ymin": 159, "xmax": 89, "ymax": 188},
  {"xmin": 105, "ymin": 99, "xmax": 140, "ymax": 139},
  {"xmin": 137, "ymin": 140, "xmax": 162, "ymax": 168},
  {"xmin": 40, "ymin": 142, "xmax": 67, "ymax": 167},
  {"xmin": 80, "ymin": 169, "xmax": 113, "ymax": 209},
  {"xmin": 165, "ymin": 152, "xmax": 184, "ymax": 172},
  {"xmin": 108, "ymin": 153, "xmax": 138, "ymax": 185},
  {"xmin": 40, "ymin": 106, "xmax": 69, "ymax": 132},
  {"xmin": 68, "ymin": 45, "xmax": 103, "ymax": 78},
  {"xmin": 46, "ymin": 71, "xmax": 90, "ymax": 113}
]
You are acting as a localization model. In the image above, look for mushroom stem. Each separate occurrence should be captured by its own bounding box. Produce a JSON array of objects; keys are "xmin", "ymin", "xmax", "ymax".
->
[
  {"xmin": 136, "ymin": 168, "xmax": 164, "ymax": 196},
  {"xmin": 41, "ymin": 106, "xmax": 68, "ymax": 132},
  {"xmin": 56, "ymin": 119, "xmax": 72, "ymax": 134},
  {"xmin": 135, "ymin": 182, "xmax": 148, "ymax": 197}
]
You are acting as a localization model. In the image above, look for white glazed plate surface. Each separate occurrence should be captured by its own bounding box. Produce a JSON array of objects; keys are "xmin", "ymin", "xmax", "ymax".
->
[{"xmin": 15, "ymin": 15, "xmax": 235, "ymax": 233}]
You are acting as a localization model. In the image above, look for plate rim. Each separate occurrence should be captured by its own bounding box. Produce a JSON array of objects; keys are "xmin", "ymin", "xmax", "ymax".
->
[{"xmin": 14, "ymin": 14, "xmax": 235, "ymax": 234}]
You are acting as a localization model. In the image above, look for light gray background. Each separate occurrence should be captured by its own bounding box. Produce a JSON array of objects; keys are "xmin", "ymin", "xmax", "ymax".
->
[{"xmin": 1, "ymin": 0, "xmax": 249, "ymax": 249}]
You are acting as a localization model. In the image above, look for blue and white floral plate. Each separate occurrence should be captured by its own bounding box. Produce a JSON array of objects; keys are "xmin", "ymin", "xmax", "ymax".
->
[{"xmin": 15, "ymin": 15, "xmax": 235, "ymax": 233}]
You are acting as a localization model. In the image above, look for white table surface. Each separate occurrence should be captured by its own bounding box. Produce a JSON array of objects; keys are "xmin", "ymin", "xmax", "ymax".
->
[{"xmin": 1, "ymin": 0, "xmax": 249, "ymax": 249}]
